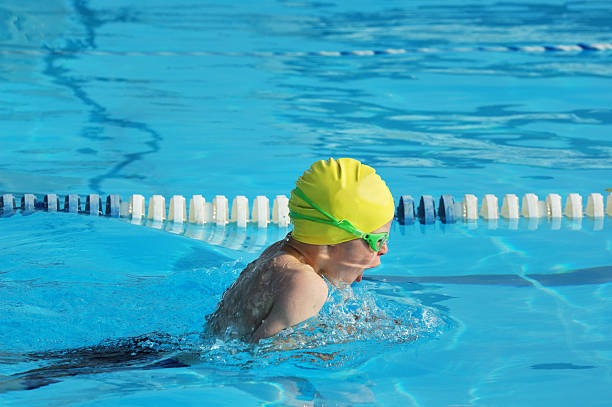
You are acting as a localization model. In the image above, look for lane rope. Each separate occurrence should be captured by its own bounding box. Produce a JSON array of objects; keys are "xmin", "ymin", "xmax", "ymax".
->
[
  {"xmin": 1, "ymin": 192, "xmax": 611, "ymax": 230},
  {"xmin": 1, "ymin": 43, "xmax": 611, "ymax": 58}
]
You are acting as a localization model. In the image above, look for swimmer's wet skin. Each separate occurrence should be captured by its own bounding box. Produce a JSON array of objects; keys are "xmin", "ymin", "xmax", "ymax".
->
[{"xmin": 206, "ymin": 158, "xmax": 395, "ymax": 342}]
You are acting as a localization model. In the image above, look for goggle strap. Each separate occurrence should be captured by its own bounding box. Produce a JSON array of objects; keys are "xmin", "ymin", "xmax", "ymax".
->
[
  {"xmin": 292, "ymin": 188, "xmax": 339, "ymax": 224},
  {"xmin": 291, "ymin": 188, "xmax": 366, "ymax": 238},
  {"xmin": 288, "ymin": 210, "xmax": 340, "ymax": 228}
]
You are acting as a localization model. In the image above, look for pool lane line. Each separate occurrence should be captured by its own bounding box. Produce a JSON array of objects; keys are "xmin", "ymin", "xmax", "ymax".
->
[
  {"xmin": 1, "ymin": 192, "xmax": 611, "ymax": 230},
  {"xmin": 1, "ymin": 43, "xmax": 612, "ymax": 58},
  {"xmin": 397, "ymin": 192, "xmax": 611, "ymax": 225},
  {"xmin": 0, "ymin": 192, "xmax": 290, "ymax": 228},
  {"xmin": 0, "ymin": 192, "xmax": 608, "ymax": 253}
]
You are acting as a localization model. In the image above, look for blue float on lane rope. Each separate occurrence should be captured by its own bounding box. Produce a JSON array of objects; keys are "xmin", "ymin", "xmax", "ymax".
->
[
  {"xmin": 396, "ymin": 195, "xmax": 415, "ymax": 225},
  {"xmin": 418, "ymin": 195, "xmax": 436, "ymax": 224},
  {"xmin": 86, "ymin": 194, "xmax": 102, "ymax": 216},
  {"xmin": 64, "ymin": 194, "xmax": 81, "ymax": 213},
  {"xmin": 438, "ymin": 195, "xmax": 456, "ymax": 224},
  {"xmin": 44, "ymin": 194, "xmax": 59, "ymax": 212},
  {"xmin": 1, "ymin": 194, "xmax": 16, "ymax": 215},
  {"xmin": 106, "ymin": 194, "xmax": 121, "ymax": 217}
]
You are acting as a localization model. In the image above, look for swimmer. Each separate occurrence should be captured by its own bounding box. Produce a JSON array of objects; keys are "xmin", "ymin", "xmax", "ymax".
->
[{"xmin": 206, "ymin": 157, "xmax": 395, "ymax": 342}]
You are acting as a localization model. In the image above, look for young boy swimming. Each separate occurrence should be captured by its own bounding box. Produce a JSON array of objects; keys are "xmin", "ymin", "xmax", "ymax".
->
[
  {"xmin": 207, "ymin": 157, "xmax": 395, "ymax": 342},
  {"xmin": 0, "ymin": 158, "xmax": 394, "ymax": 392}
]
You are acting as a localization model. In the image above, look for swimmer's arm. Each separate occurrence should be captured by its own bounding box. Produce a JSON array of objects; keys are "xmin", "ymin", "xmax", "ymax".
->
[{"xmin": 250, "ymin": 269, "xmax": 328, "ymax": 342}]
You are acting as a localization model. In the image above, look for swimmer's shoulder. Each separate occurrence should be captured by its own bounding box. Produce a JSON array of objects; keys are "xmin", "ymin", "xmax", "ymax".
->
[
  {"xmin": 260, "ymin": 241, "xmax": 329, "ymax": 304},
  {"xmin": 275, "ymin": 256, "xmax": 328, "ymax": 306},
  {"xmin": 250, "ymin": 258, "xmax": 328, "ymax": 341}
]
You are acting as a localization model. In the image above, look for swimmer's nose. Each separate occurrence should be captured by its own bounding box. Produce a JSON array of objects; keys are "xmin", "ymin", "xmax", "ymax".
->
[{"xmin": 377, "ymin": 242, "xmax": 388, "ymax": 256}]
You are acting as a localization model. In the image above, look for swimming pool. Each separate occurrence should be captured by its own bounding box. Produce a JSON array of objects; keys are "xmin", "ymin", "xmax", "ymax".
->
[{"xmin": 1, "ymin": 0, "xmax": 611, "ymax": 405}]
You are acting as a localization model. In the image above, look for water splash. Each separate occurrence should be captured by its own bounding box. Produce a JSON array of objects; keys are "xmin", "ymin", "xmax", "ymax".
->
[{"xmin": 197, "ymin": 282, "xmax": 451, "ymax": 370}]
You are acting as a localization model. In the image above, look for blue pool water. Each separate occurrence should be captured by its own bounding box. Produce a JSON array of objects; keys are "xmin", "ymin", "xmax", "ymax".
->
[{"xmin": 1, "ymin": 0, "xmax": 612, "ymax": 405}]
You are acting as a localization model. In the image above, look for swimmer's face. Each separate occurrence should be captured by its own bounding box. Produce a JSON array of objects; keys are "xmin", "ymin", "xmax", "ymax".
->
[{"xmin": 323, "ymin": 220, "xmax": 392, "ymax": 286}]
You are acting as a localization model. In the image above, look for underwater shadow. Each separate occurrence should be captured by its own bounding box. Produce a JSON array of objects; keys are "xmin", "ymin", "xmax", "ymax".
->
[{"xmin": 0, "ymin": 332, "xmax": 327, "ymax": 405}]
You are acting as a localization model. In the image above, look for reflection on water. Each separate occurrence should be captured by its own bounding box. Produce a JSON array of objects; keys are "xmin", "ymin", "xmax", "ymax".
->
[
  {"xmin": 276, "ymin": 90, "xmax": 612, "ymax": 170},
  {"xmin": 1, "ymin": 1, "xmax": 611, "ymax": 198}
]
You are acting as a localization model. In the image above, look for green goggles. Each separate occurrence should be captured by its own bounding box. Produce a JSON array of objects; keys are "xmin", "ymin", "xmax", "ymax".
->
[{"xmin": 289, "ymin": 188, "xmax": 389, "ymax": 252}]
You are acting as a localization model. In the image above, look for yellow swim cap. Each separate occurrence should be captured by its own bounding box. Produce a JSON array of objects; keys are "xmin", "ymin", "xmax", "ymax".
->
[{"xmin": 289, "ymin": 158, "xmax": 395, "ymax": 245}]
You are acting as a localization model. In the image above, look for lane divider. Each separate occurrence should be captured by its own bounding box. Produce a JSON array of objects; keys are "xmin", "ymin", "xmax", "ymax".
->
[
  {"xmin": 0, "ymin": 193, "xmax": 291, "ymax": 228},
  {"xmin": 395, "ymin": 192, "xmax": 611, "ymax": 225},
  {"xmin": 1, "ymin": 43, "xmax": 611, "ymax": 59},
  {"xmin": 1, "ymin": 192, "xmax": 611, "ymax": 229}
]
